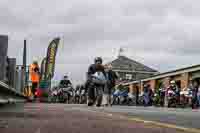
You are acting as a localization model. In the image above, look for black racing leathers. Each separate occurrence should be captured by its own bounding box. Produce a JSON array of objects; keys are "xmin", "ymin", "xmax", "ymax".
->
[{"xmin": 86, "ymin": 64, "xmax": 106, "ymax": 105}]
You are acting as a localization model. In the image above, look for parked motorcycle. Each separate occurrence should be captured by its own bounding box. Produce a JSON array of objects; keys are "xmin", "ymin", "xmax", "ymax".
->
[
  {"xmin": 50, "ymin": 89, "xmax": 59, "ymax": 103},
  {"xmin": 111, "ymin": 90, "xmax": 129, "ymax": 105},
  {"xmin": 74, "ymin": 89, "xmax": 81, "ymax": 104},
  {"xmin": 111, "ymin": 89, "xmax": 121, "ymax": 105},
  {"xmin": 127, "ymin": 92, "xmax": 136, "ymax": 106},
  {"xmin": 153, "ymin": 88, "xmax": 165, "ymax": 107},
  {"xmin": 58, "ymin": 85, "xmax": 74, "ymax": 103},
  {"xmin": 119, "ymin": 90, "xmax": 129, "ymax": 105},
  {"xmin": 80, "ymin": 89, "xmax": 87, "ymax": 104},
  {"xmin": 167, "ymin": 89, "xmax": 178, "ymax": 108},
  {"xmin": 137, "ymin": 93, "xmax": 144, "ymax": 106},
  {"xmin": 180, "ymin": 88, "xmax": 193, "ymax": 108}
]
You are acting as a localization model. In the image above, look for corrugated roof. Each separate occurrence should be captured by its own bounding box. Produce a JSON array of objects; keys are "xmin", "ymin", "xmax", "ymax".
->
[
  {"xmin": 106, "ymin": 56, "xmax": 158, "ymax": 72},
  {"xmin": 122, "ymin": 64, "xmax": 200, "ymax": 85},
  {"xmin": 153, "ymin": 64, "xmax": 200, "ymax": 76}
]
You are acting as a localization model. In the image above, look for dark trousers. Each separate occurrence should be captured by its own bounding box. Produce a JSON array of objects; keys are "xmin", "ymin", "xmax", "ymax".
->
[
  {"xmin": 88, "ymin": 84, "xmax": 95, "ymax": 102},
  {"xmin": 106, "ymin": 83, "xmax": 115, "ymax": 105},
  {"xmin": 192, "ymin": 96, "xmax": 198, "ymax": 109},
  {"xmin": 32, "ymin": 82, "xmax": 38, "ymax": 97},
  {"xmin": 136, "ymin": 91, "xmax": 139, "ymax": 105}
]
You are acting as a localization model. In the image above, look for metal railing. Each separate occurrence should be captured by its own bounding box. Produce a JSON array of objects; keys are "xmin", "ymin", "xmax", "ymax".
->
[
  {"xmin": 0, "ymin": 65, "xmax": 28, "ymax": 104},
  {"xmin": 0, "ymin": 80, "xmax": 26, "ymax": 104}
]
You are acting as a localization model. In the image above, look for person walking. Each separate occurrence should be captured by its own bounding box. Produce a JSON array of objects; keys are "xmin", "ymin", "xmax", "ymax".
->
[
  {"xmin": 102, "ymin": 64, "xmax": 118, "ymax": 106},
  {"xmin": 86, "ymin": 57, "xmax": 106, "ymax": 106}
]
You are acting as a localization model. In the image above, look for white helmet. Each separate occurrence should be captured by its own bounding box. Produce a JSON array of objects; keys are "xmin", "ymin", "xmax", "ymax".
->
[{"xmin": 170, "ymin": 80, "xmax": 176, "ymax": 84}]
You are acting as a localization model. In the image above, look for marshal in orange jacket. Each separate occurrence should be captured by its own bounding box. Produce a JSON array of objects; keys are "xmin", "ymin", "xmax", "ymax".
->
[{"xmin": 30, "ymin": 63, "xmax": 40, "ymax": 83}]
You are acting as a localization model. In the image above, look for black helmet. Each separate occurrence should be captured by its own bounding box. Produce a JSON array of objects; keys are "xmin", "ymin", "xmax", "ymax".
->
[
  {"xmin": 63, "ymin": 75, "xmax": 68, "ymax": 79},
  {"xmin": 94, "ymin": 57, "xmax": 102, "ymax": 64}
]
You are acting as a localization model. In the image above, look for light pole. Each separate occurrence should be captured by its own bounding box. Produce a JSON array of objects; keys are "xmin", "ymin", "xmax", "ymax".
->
[{"xmin": 16, "ymin": 65, "xmax": 30, "ymax": 93}]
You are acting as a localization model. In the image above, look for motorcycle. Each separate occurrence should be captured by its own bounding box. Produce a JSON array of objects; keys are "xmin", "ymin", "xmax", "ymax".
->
[
  {"xmin": 111, "ymin": 90, "xmax": 129, "ymax": 105},
  {"xmin": 50, "ymin": 89, "xmax": 59, "ymax": 103},
  {"xmin": 119, "ymin": 90, "xmax": 129, "ymax": 105},
  {"xmin": 74, "ymin": 89, "xmax": 81, "ymax": 104},
  {"xmin": 167, "ymin": 89, "xmax": 178, "ymax": 108},
  {"xmin": 138, "ymin": 93, "xmax": 144, "ymax": 106},
  {"xmin": 127, "ymin": 92, "xmax": 136, "ymax": 106},
  {"xmin": 153, "ymin": 88, "xmax": 165, "ymax": 107},
  {"xmin": 111, "ymin": 89, "xmax": 121, "ymax": 105},
  {"xmin": 180, "ymin": 90, "xmax": 187, "ymax": 108},
  {"xmin": 180, "ymin": 88, "xmax": 193, "ymax": 108},
  {"xmin": 80, "ymin": 89, "xmax": 87, "ymax": 104},
  {"xmin": 58, "ymin": 85, "xmax": 74, "ymax": 104},
  {"xmin": 74, "ymin": 89, "xmax": 87, "ymax": 104}
]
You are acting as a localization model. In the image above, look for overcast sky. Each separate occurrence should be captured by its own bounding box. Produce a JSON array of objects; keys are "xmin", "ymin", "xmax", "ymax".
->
[{"xmin": 1, "ymin": 0, "xmax": 200, "ymax": 85}]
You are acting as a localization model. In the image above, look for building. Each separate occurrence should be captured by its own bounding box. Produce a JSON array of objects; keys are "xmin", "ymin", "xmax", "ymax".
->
[
  {"xmin": 0, "ymin": 35, "xmax": 8, "ymax": 81},
  {"xmin": 124, "ymin": 64, "xmax": 200, "ymax": 94},
  {"xmin": 106, "ymin": 56, "xmax": 158, "ymax": 84},
  {"xmin": 6, "ymin": 58, "xmax": 16, "ymax": 88}
]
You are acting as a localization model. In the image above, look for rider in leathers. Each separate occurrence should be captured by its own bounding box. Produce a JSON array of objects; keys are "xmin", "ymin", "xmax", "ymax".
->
[
  {"xmin": 59, "ymin": 75, "xmax": 72, "ymax": 88},
  {"xmin": 86, "ymin": 57, "xmax": 106, "ymax": 106},
  {"xmin": 59, "ymin": 75, "xmax": 73, "ymax": 102}
]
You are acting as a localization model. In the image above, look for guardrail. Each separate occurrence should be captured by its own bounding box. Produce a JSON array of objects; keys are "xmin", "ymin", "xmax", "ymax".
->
[{"xmin": 0, "ymin": 80, "xmax": 26, "ymax": 104}]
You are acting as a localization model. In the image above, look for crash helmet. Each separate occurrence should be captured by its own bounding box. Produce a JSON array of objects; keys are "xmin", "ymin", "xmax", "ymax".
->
[
  {"xmin": 33, "ymin": 60, "xmax": 38, "ymax": 65},
  {"xmin": 63, "ymin": 74, "xmax": 68, "ymax": 80},
  {"xmin": 170, "ymin": 80, "xmax": 176, "ymax": 84},
  {"xmin": 94, "ymin": 57, "xmax": 103, "ymax": 64},
  {"xmin": 170, "ymin": 80, "xmax": 176, "ymax": 88}
]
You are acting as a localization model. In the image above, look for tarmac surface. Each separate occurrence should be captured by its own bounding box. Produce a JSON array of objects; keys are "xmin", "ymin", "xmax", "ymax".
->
[
  {"xmin": 88, "ymin": 105, "xmax": 200, "ymax": 130},
  {"xmin": 0, "ymin": 103, "xmax": 197, "ymax": 133}
]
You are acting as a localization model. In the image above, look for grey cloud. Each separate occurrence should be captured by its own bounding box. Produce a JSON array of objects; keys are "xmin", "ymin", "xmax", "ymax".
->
[{"xmin": 2, "ymin": 0, "xmax": 200, "ymax": 84}]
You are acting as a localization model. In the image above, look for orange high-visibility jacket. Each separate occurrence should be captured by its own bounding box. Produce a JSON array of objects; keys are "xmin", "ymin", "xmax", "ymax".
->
[{"xmin": 30, "ymin": 64, "xmax": 40, "ymax": 83}]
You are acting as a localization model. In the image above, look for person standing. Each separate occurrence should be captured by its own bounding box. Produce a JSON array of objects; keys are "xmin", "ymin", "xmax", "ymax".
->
[
  {"xmin": 135, "ymin": 86, "xmax": 139, "ymax": 105},
  {"xmin": 148, "ymin": 87, "xmax": 154, "ymax": 106},
  {"xmin": 102, "ymin": 64, "xmax": 118, "ymax": 106},
  {"xmin": 86, "ymin": 57, "xmax": 106, "ymax": 106},
  {"xmin": 197, "ymin": 83, "xmax": 200, "ymax": 108},
  {"xmin": 159, "ymin": 84, "xmax": 165, "ymax": 107},
  {"xmin": 143, "ymin": 84, "xmax": 150, "ymax": 106},
  {"xmin": 191, "ymin": 80, "xmax": 199, "ymax": 109},
  {"xmin": 30, "ymin": 61, "xmax": 40, "ymax": 98}
]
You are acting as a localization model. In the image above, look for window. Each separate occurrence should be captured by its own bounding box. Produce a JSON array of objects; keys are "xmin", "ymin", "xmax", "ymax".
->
[{"xmin": 125, "ymin": 74, "xmax": 132, "ymax": 80}]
